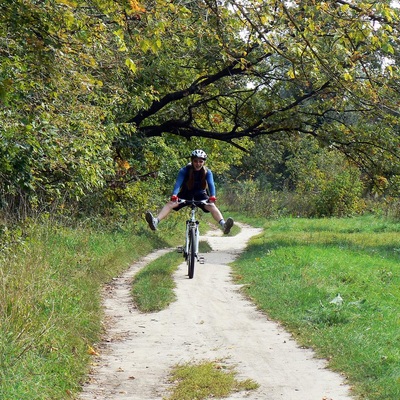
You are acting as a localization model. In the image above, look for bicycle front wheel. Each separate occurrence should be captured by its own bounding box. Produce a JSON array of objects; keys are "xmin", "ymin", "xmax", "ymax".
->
[{"xmin": 187, "ymin": 227, "xmax": 196, "ymax": 279}]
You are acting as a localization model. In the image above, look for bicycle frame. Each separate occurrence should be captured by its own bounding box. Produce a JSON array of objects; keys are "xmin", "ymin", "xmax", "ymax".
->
[
  {"xmin": 184, "ymin": 205, "xmax": 199, "ymax": 259},
  {"xmin": 177, "ymin": 199, "xmax": 206, "ymax": 278}
]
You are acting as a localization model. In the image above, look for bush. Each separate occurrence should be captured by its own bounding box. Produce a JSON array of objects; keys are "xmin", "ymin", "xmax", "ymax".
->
[
  {"xmin": 314, "ymin": 170, "xmax": 365, "ymax": 217},
  {"xmin": 221, "ymin": 180, "xmax": 280, "ymax": 217},
  {"xmin": 221, "ymin": 171, "xmax": 366, "ymax": 219}
]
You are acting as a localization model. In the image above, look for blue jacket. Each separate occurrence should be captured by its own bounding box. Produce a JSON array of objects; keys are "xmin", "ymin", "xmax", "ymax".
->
[{"xmin": 172, "ymin": 165, "xmax": 216, "ymax": 198}]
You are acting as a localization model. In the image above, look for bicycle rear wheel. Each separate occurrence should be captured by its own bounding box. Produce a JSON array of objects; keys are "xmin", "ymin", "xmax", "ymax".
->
[{"xmin": 187, "ymin": 228, "xmax": 196, "ymax": 279}]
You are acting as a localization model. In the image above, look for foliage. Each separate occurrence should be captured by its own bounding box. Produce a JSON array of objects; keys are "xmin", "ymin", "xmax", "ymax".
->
[
  {"xmin": 1, "ymin": 0, "xmax": 400, "ymax": 219},
  {"xmin": 119, "ymin": 0, "xmax": 400, "ymax": 178},
  {"xmin": 285, "ymin": 137, "xmax": 366, "ymax": 216},
  {"xmin": 223, "ymin": 135, "xmax": 367, "ymax": 217},
  {"xmin": 314, "ymin": 169, "xmax": 365, "ymax": 216},
  {"xmin": 0, "ymin": 0, "xmax": 118, "ymax": 215}
]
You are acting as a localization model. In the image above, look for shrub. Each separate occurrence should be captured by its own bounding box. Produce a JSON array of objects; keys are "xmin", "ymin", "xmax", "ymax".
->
[
  {"xmin": 221, "ymin": 180, "xmax": 280, "ymax": 217},
  {"xmin": 314, "ymin": 170, "xmax": 365, "ymax": 217}
]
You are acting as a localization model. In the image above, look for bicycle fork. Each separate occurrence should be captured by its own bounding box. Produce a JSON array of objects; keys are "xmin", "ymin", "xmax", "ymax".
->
[
  {"xmin": 186, "ymin": 221, "xmax": 198, "ymax": 257},
  {"xmin": 178, "ymin": 220, "xmax": 204, "ymax": 264}
]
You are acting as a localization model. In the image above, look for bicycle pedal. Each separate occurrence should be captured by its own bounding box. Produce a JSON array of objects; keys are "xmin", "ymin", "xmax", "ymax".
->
[
  {"xmin": 198, "ymin": 256, "xmax": 205, "ymax": 264},
  {"xmin": 176, "ymin": 246, "xmax": 184, "ymax": 253}
]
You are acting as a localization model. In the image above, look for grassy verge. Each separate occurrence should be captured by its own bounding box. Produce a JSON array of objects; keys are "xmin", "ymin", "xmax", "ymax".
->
[
  {"xmin": 0, "ymin": 217, "xmax": 178, "ymax": 400},
  {"xmin": 131, "ymin": 251, "xmax": 183, "ymax": 312},
  {"xmin": 231, "ymin": 214, "xmax": 400, "ymax": 400},
  {"xmin": 132, "ymin": 239, "xmax": 213, "ymax": 312}
]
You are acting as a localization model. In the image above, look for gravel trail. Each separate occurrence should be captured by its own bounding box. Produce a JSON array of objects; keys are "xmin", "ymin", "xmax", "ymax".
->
[{"xmin": 79, "ymin": 224, "xmax": 353, "ymax": 400}]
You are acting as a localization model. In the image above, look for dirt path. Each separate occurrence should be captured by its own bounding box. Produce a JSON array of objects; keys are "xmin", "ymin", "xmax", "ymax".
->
[{"xmin": 80, "ymin": 224, "xmax": 354, "ymax": 400}]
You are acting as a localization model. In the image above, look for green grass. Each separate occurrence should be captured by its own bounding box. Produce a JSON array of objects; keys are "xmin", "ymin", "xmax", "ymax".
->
[
  {"xmin": 131, "ymin": 251, "xmax": 183, "ymax": 312},
  {"xmin": 132, "ymin": 240, "xmax": 213, "ymax": 312},
  {"xmin": 231, "ymin": 215, "xmax": 400, "ymax": 400},
  {"xmin": 0, "ymin": 217, "xmax": 177, "ymax": 400},
  {"xmin": 164, "ymin": 360, "xmax": 259, "ymax": 400}
]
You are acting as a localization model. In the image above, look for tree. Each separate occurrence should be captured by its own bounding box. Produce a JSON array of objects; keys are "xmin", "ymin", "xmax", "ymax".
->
[
  {"xmin": 0, "ymin": 0, "xmax": 120, "ymax": 213},
  {"xmin": 118, "ymin": 0, "xmax": 400, "ymax": 181},
  {"xmin": 1, "ymin": 0, "xmax": 400, "ymax": 218}
]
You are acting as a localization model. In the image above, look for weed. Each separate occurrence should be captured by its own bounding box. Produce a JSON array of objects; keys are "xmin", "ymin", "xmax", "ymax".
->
[{"xmin": 164, "ymin": 360, "xmax": 259, "ymax": 400}]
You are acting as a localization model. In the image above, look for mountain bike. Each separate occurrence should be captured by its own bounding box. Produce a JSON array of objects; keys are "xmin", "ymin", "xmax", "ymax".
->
[{"xmin": 177, "ymin": 199, "xmax": 206, "ymax": 279}]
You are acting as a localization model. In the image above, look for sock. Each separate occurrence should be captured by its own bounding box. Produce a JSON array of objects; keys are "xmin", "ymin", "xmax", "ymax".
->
[{"xmin": 219, "ymin": 219, "xmax": 225, "ymax": 226}]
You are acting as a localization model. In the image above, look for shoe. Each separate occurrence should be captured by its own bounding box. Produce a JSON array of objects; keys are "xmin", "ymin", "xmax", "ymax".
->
[
  {"xmin": 145, "ymin": 211, "xmax": 158, "ymax": 231},
  {"xmin": 223, "ymin": 217, "xmax": 234, "ymax": 234}
]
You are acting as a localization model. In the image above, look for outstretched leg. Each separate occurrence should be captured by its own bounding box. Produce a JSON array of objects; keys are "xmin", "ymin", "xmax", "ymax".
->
[
  {"xmin": 146, "ymin": 200, "xmax": 180, "ymax": 230},
  {"xmin": 204, "ymin": 204, "xmax": 234, "ymax": 234},
  {"xmin": 157, "ymin": 200, "xmax": 180, "ymax": 221}
]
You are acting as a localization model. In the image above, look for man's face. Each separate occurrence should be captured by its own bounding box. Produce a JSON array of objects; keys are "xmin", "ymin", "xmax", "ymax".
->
[{"xmin": 192, "ymin": 157, "xmax": 205, "ymax": 171}]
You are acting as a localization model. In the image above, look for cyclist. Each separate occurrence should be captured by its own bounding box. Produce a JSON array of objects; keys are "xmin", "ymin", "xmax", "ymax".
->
[{"xmin": 145, "ymin": 149, "xmax": 234, "ymax": 234}]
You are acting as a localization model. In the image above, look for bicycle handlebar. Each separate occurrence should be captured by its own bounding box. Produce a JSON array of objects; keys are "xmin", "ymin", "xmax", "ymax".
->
[{"xmin": 177, "ymin": 198, "xmax": 210, "ymax": 206}]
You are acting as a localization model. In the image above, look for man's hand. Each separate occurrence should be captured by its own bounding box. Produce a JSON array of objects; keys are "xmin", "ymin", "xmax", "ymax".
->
[
  {"xmin": 170, "ymin": 195, "xmax": 178, "ymax": 202},
  {"xmin": 208, "ymin": 196, "xmax": 216, "ymax": 203}
]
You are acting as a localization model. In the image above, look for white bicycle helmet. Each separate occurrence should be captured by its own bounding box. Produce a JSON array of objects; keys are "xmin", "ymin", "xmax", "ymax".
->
[{"xmin": 190, "ymin": 149, "xmax": 207, "ymax": 160}]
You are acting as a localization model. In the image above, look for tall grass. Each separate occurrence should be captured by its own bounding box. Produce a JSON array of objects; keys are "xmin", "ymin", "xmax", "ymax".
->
[
  {"xmin": 231, "ymin": 215, "xmax": 400, "ymax": 400},
  {"xmin": 0, "ymin": 217, "xmax": 176, "ymax": 399}
]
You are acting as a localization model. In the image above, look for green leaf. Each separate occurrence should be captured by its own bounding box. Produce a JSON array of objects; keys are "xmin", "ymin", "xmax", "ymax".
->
[
  {"xmin": 382, "ymin": 42, "xmax": 395, "ymax": 55},
  {"xmin": 125, "ymin": 58, "xmax": 137, "ymax": 74}
]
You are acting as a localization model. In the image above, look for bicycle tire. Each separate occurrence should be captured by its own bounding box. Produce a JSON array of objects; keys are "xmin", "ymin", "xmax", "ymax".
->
[{"xmin": 187, "ymin": 227, "xmax": 196, "ymax": 279}]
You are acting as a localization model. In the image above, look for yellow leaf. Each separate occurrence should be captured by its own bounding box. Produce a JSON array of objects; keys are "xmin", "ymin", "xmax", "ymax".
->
[
  {"xmin": 129, "ymin": 0, "xmax": 145, "ymax": 13},
  {"xmin": 340, "ymin": 4, "xmax": 350, "ymax": 12},
  {"xmin": 87, "ymin": 345, "xmax": 100, "ymax": 356},
  {"xmin": 287, "ymin": 68, "xmax": 296, "ymax": 79},
  {"xmin": 140, "ymin": 39, "xmax": 150, "ymax": 52},
  {"xmin": 56, "ymin": 0, "xmax": 77, "ymax": 7},
  {"xmin": 117, "ymin": 158, "xmax": 131, "ymax": 170},
  {"xmin": 343, "ymin": 72, "xmax": 352, "ymax": 82}
]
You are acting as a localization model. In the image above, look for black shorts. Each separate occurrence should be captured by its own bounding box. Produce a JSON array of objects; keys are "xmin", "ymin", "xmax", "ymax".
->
[{"xmin": 174, "ymin": 192, "xmax": 210, "ymax": 213}]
